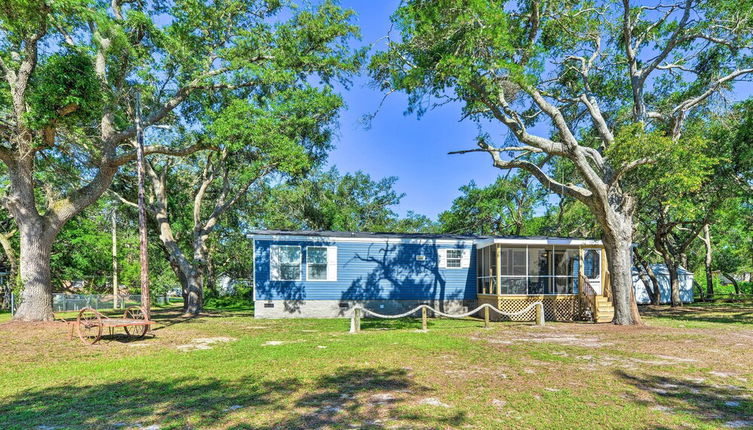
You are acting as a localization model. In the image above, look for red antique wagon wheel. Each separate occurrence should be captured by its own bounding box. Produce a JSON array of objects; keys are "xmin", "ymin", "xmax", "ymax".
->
[
  {"xmin": 77, "ymin": 307, "xmax": 103, "ymax": 345},
  {"xmin": 124, "ymin": 306, "xmax": 148, "ymax": 338}
]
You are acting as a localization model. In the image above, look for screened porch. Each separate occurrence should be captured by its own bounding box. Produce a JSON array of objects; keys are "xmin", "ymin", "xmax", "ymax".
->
[
  {"xmin": 477, "ymin": 244, "xmax": 605, "ymax": 296},
  {"xmin": 475, "ymin": 239, "xmax": 609, "ymax": 321}
]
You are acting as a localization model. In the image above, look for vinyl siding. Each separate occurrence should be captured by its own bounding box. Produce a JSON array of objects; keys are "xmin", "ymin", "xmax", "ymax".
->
[{"xmin": 254, "ymin": 236, "xmax": 476, "ymax": 302}]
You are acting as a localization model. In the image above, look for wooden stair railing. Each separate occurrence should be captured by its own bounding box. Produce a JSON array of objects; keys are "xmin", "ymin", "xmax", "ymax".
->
[
  {"xmin": 578, "ymin": 274, "xmax": 598, "ymax": 322},
  {"xmin": 578, "ymin": 275, "xmax": 614, "ymax": 323},
  {"xmin": 604, "ymin": 271, "xmax": 612, "ymax": 302}
]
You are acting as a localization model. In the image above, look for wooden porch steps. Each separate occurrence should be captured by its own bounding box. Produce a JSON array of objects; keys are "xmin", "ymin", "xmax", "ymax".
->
[{"xmin": 594, "ymin": 296, "xmax": 614, "ymax": 323}]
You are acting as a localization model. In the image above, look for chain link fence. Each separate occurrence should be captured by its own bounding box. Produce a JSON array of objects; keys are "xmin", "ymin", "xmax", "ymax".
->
[
  {"xmin": 4, "ymin": 293, "xmax": 176, "ymax": 316},
  {"xmin": 52, "ymin": 294, "xmax": 148, "ymax": 312}
]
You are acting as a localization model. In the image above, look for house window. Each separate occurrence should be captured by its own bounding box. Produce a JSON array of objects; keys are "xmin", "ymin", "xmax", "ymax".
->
[
  {"xmin": 307, "ymin": 247, "xmax": 328, "ymax": 281},
  {"xmin": 446, "ymin": 249, "xmax": 462, "ymax": 268},
  {"xmin": 306, "ymin": 246, "xmax": 337, "ymax": 281},
  {"xmin": 584, "ymin": 249, "xmax": 600, "ymax": 280},
  {"xmin": 441, "ymin": 248, "xmax": 468, "ymax": 269},
  {"xmin": 270, "ymin": 245, "xmax": 301, "ymax": 281}
]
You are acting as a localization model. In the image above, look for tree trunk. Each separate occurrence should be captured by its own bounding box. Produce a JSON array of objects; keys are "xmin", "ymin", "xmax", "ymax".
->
[
  {"xmin": 668, "ymin": 262, "xmax": 682, "ymax": 307},
  {"xmin": 12, "ymin": 220, "xmax": 55, "ymax": 321},
  {"xmin": 649, "ymin": 265, "xmax": 661, "ymax": 305},
  {"xmin": 602, "ymin": 222, "xmax": 642, "ymax": 325},
  {"xmin": 633, "ymin": 247, "xmax": 661, "ymax": 305},
  {"xmin": 182, "ymin": 269, "xmax": 204, "ymax": 315},
  {"xmin": 724, "ymin": 273, "xmax": 740, "ymax": 295},
  {"xmin": 161, "ymin": 241, "xmax": 204, "ymax": 316},
  {"xmin": 702, "ymin": 224, "xmax": 713, "ymax": 298}
]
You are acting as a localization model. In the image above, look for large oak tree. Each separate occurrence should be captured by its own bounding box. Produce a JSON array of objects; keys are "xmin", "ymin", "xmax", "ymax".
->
[
  {"xmin": 370, "ymin": 0, "xmax": 753, "ymax": 324},
  {"xmin": 0, "ymin": 0, "xmax": 358, "ymax": 320}
]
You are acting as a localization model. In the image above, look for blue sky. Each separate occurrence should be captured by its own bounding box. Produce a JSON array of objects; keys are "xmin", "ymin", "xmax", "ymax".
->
[{"xmin": 328, "ymin": 1, "xmax": 503, "ymax": 220}]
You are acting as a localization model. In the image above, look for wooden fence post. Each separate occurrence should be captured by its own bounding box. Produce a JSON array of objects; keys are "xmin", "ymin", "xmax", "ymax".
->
[
  {"xmin": 484, "ymin": 305, "xmax": 490, "ymax": 328},
  {"xmin": 421, "ymin": 306, "xmax": 427, "ymax": 331},
  {"xmin": 350, "ymin": 306, "xmax": 361, "ymax": 333},
  {"xmin": 535, "ymin": 302, "xmax": 545, "ymax": 326}
]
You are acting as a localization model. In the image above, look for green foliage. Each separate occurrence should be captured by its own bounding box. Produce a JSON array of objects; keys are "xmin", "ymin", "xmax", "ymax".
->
[
  {"xmin": 438, "ymin": 171, "xmax": 547, "ymax": 236},
  {"xmin": 204, "ymin": 281, "xmax": 254, "ymax": 310},
  {"xmin": 48, "ymin": 200, "xmax": 178, "ymax": 294},
  {"xmin": 711, "ymin": 198, "xmax": 753, "ymax": 276},
  {"xmin": 256, "ymin": 168, "xmax": 433, "ymax": 233},
  {"xmin": 207, "ymin": 86, "xmax": 343, "ymax": 179},
  {"xmin": 204, "ymin": 295, "xmax": 254, "ymax": 310},
  {"xmin": 608, "ymin": 123, "xmax": 718, "ymax": 207},
  {"xmin": 370, "ymin": 0, "xmax": 752, "ymax": 222},
  {"xmin": 26, "ymin": 50, "xmax": 103, "ymax": 129}
]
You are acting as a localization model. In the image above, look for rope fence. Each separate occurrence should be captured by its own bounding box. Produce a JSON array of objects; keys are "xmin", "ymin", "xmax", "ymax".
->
[{"xmin": 349, "ymin": 301, "xmax": 545, "ymax": 333}]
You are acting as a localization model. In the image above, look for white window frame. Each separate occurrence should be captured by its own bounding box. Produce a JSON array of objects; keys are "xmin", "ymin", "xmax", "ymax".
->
[
  {"xmin": 306, "ymin": 246, "xmax": 328, "ymax": 281},
  {"xmin": 306, "ymin": 245, "xmax": 337, "ymax": 282},
  {"xmin": 446, "ymin": 249, "xmax": 463, "ymax": 268},
  {"xmin": 270, "ymin": 245, "xmax": 302, "ymax": 282},
  {"xmin": 439, "ymin": 248, "xmax": 470, "ymax": 269}
]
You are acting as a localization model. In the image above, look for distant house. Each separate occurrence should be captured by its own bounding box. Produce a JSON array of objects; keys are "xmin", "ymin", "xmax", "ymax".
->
[
  {"xmin": 632, "ymin": 265, "xmax": 694, "ymax": 304},
  {"xmin": 251, "ymin": 230, "xmax": 616, "ymax": 322}
]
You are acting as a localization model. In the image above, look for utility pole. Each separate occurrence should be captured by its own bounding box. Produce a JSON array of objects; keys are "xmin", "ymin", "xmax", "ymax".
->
[
  {"xmin": 135, "ymin": 91, "xmax": 151, "ymax": 320},
  {"xmin": 112, "ymin": 209, "xmax": 118, "ymax": 309}
]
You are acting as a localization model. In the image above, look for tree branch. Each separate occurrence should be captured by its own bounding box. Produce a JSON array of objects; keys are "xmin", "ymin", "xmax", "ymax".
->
[
  {"xmin": 673, "ymin": 68, "xmax": 753, "ymax": 114},
  {"xmin": 108, "ymin": 143, "xmax": 203, "ymax": 167},
  {"xmin": 105, "ymin": 66, "xmax": 266, "ymax": 146},
  {"xmin": 108, "ymin": 190, "xmax": 140, "ymax": 211},
  {"xmin": 609, "ymin": 157, "xmax": 656, "ymax": 184},
  {"xmin": 639, "ymin": 0, "xmax": 693, "ymax": 82},
  {"xmin": 463, "ymin": 140, "xmax": 593, "ymax": 203}
]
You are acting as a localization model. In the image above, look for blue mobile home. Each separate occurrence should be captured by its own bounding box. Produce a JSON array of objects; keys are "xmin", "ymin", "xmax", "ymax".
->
[{"xmin": 251, "ymin": 230, "xmax": 622, "ymax": 321}]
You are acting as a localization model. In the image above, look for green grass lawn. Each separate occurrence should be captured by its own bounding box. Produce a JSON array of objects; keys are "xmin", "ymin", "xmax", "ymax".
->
[{"xmin": 0, "ymin": 304, "xmax": 752, "ymax": 429}]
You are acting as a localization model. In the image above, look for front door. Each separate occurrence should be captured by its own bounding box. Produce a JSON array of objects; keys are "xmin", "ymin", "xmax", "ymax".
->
[{"xmin": 583, "ymin": 248, "xmax": 602, "ymax": 295}]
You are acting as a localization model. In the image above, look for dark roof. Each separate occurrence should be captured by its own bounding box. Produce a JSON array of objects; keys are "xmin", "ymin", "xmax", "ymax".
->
[{"xmin": 248, "ymin": 229, "xmax": 596, "ymax": 242}]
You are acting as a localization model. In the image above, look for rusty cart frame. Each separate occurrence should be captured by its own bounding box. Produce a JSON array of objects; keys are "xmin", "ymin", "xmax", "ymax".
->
[{"xmin": 65, "ymin": 306, "xmax": 156, "ymax": 344}]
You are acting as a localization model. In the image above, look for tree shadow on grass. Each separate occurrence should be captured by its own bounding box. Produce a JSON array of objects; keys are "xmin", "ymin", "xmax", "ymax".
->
[
  {"xmin": 147, "ymin": 307, "xmax": 255, "ymax": 332},
  {"xmin": 640, "ymin": 304, "xmax": 753, "ymax": 325},
  {"xmin": 360, "ymin": 317, "xmax": 529, "ymax": 332},
  {"xmin": 615, "ymin": 370, "xmax": 753, "ymax": 428},
  {"xmin": 0, "ymin": 367, "xmax": 466, "ymax": 430},
  {"xmin": 0, "ymin": 375, "xmax": 291, "ymax": 429},
  {"xmin": 361, "ymin": 317, "xmax": 425, "ymax": 330},
  {"xmin": 244, "ymin": 367, "xmax": 466, "ymax": 430}
]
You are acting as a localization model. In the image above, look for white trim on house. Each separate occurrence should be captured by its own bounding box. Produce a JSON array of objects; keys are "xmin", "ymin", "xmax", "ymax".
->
[
  {"xmin": 253, "ymin": 234, "xmax": 477, "ymax": 246},
  {"xmin": 476, "ymin": 238, "xmax": 602, "ymax": 248},
  {"xmin": 252, "ymin": 237, "xmax": 257, "ymax": 301},
  {"xmin": 460, "ymin": 249, "xmax": 471, "ymax": 268},
  {"xmin": 326, "ymin": 246, "xmax": 337, "ymax": 282},
  {"xmin": 254, "ymin": 234, "xmax": 601, "ymax": 247}
]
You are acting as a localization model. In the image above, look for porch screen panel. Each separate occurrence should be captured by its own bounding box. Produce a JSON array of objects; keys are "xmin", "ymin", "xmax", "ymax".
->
[
  {"xmin": 527, "ymin": 247, "xmax": 550, "ymax": 294},
  {"xmin": 478, "ymin": 247, "xmax": 492, "ymax": 294},
  {"xmin": 553, "ymin": 249, "xmax": 578, "ymax": 294},
  {"xmin": 476, "ymin": 249, "xmax": 483, "ymax": 294},
  {"xmin": 488, "ymin": 247, "xmax": 496, "ymax": 294},
  {"xmin": 499, "ymin": 247, "xmax": 526, "ymax": 294}
]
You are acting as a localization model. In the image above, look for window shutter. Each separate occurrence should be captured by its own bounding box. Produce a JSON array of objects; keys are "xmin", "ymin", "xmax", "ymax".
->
[
  {"xmin": 326, "ymin": 246, "xmax": 338, "ymax": 281},
  {"xmin": 270, "ymin": 246, "xmax": 281, "ymax": 281},
  {"xmin": 461, "ymin": 249, "xmax": 471, "ymax": 268},
  {"xmin": 438, "ymin": 249, "xmax": 447, "ymax": 269}
]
